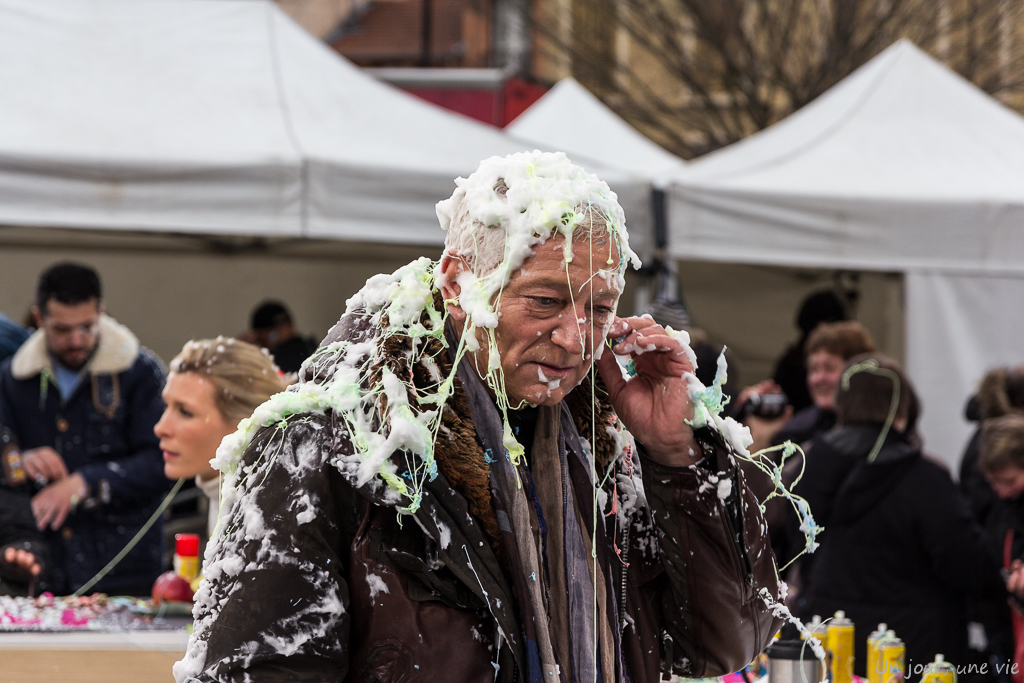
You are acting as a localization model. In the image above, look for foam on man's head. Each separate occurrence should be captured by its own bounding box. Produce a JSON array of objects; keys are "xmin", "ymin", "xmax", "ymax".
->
[{"xmin": 436, "ymin": 151, "xmax": 639, "ymax": 284}]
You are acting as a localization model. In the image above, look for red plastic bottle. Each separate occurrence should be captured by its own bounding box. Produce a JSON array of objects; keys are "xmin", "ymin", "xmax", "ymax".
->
[{"xmin": 173, "ymin": 533, "xmax": 200, "ymax": 582}]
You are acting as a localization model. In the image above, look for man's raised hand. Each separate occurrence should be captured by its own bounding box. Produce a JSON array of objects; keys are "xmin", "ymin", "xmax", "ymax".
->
[{"xmin": 595, "ymin": 316, "xmax": 700, "ymax": 467}]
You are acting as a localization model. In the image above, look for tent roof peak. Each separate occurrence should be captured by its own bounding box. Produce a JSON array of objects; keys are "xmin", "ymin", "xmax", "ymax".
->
[
  {"xmin": 507, "ymin": 76, "xmax": 685, "ymax": 179},
  {"xmin": 673, "ymin": 38, "xmax": 1024, "ymax": 200}
]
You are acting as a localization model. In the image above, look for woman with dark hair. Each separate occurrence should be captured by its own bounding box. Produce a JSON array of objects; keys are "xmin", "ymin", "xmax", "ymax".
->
[
  {"xmin": 960, "ymin": 366, "xmax": 1024, "ymax": 525},
  {"xmin": 793, "ymin": 354, "xmax": 1003, "ymax": 681}
]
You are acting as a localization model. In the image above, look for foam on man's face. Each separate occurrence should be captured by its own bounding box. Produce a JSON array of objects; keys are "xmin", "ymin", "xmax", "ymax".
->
[{"xmin": 467, "ymin": 233, "xmax": 621, "ymax": 407}]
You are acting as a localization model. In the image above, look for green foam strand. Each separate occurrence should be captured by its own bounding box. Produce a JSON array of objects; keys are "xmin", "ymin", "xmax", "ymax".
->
[
  {"xmin": 678, "ymin": 346, "xmax": 823, "ymax": 577},
  {"xmin": 734, "ymin": 440, "xmax": 822, "ymax": 573},
  {"xmin": 841, "ymin": 359, "xmax": 901, "ymax": 464},
  {"xmin": 212, "ymin": 258, "xmax": 454, "ymax": 515}
]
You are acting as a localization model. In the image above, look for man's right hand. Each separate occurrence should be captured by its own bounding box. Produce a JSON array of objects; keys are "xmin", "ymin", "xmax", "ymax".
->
[{"xmin": 21, "ymin": 447, "xmax": 68, "ymax": 484}]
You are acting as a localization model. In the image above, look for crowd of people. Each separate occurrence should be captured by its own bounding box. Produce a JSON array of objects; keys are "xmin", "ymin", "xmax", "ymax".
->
[
  {"xmin": 0, "ymin": 154, "xmax": 1022, "ymax": 683},
  {"xmin": 726, "ymin": 292, "xmax": 1024, "ymax": 682},
  {"xmin": 0, "ymin": 263, "xmax": 304, "ymax": 597}
]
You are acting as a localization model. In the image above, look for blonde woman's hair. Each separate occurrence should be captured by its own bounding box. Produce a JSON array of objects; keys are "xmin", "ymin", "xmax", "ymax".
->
[{"xmin": 169, "ymin": 337, "xmax": 288, "ymax": 425}]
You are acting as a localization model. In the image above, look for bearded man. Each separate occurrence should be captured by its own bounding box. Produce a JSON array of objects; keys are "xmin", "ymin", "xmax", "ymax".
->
[
  {"xmin": 176, "ymin": 152, "xmax": 782, "ymax": 683},
  {"xmin": 0, "ymin": 262, "xmax": 167, "ymax": 595}
]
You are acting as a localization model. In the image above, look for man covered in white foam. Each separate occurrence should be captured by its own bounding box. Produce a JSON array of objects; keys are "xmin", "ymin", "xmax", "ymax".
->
[{"xmin": 175, "ymin": 151, "xmax": 781, "ymax": 683}]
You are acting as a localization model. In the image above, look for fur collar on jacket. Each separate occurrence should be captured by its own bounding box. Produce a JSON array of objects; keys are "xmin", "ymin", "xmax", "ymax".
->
[{"xmin": 11, "ymin": 314, "xmax": 140, "ymax": 381}]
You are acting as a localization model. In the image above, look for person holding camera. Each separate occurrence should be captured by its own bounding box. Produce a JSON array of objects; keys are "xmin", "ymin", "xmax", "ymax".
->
[{"xmin": 732, "ymin": 321, "xmax": 876, "ymax": 572}]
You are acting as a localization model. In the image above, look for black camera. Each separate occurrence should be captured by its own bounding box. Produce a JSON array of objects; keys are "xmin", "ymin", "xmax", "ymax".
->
[{"xmin": 738, "ymin": 391, "xmax": 789, "ymax": 420}]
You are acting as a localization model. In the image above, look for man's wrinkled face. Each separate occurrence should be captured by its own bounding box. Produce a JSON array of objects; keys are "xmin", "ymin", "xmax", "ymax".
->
[
  {"xmin": 456, "ymin": 235, "xmax": 621, "ymax": 407},
  {"xmin": 35, "ymin": 298, "xmax": 102, "ymax": 370}
]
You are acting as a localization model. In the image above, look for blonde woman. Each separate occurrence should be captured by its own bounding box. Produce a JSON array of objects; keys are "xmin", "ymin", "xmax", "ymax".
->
[{"xmin": 154, "ymin": 337, "xmax": 287, "ymax": 535}]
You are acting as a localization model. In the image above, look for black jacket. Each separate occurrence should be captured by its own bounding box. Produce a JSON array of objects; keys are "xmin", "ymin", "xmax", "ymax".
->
[
  {"xmin": 773, "ymin": 405, "xmax": 836, "ymax": 450},
  {"xmin": 796, "ymin": 424, "xmax": 1004, "ymax": 679},
  {"xmin": 764, "ymin": 406, "xmax": 837, "ymax": 569},
  {"xmin": 959, "ymin": 428, "xmax": 998, "ymax": 526},
  {"xmin": 981, "ymin": 495, "xmax": 1024, "ymax": 658},
  {"xmin": 0, "ymin": 316, "xmax": 169, "ymax": 595},
  {"xmin": 268, "ymin": 335, "xmax": 318, "ymax": 374}
]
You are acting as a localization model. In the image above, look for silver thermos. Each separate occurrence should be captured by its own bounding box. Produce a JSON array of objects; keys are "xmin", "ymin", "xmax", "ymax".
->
[{"xmin": 766, "ymin": 640, "xmax": 826, "ymax": 683}]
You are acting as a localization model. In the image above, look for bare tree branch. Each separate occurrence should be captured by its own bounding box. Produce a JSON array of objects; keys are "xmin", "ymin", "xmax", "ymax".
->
[{"xmin": 522, "ymin": 0, "xmax": 1024, "ymax": 158}]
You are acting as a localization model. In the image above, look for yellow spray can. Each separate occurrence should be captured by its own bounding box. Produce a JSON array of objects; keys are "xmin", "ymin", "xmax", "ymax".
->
[
  {"xmin": 921, "ymin": 654, "xmax": 956, "ymax": 683},
  {"xmin": 805, "ymin": 615, "xmax": 828, "ymax": 647},
  {"xmin": 878, "ymin": 634, "xmax": 906, "ymax": 683},
  {"xmin": 867, "ymin": 623, "xmax": 888, "ymax": 683},
  {"xmin": 828, "ymin": 610, "xmax": 855, "ymax": 683}
]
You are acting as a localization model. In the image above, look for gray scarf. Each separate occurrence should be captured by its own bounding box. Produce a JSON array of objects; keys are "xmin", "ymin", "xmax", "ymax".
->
[{"xmin": 456, "ymin": 353, "xmax": 616, "ymax": 682}]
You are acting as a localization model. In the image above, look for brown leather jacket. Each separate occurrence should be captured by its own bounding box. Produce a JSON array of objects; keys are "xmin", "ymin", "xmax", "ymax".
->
[{"xmin": 175, "ymin": 312, "xmax": 781, "ymax": 683}]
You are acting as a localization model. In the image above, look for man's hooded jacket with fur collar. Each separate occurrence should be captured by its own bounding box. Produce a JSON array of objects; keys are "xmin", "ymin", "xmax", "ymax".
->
[
  {"xmin": 176, "ymin": 305, "xmax": 782, "ymax": 683},
  {"xmin": 0, "ymin": 314, "xmax": 168, "ymax": 595}
]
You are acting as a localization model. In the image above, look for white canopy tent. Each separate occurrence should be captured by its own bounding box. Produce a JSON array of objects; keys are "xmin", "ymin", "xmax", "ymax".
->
[
  {"xmin": 668, "ymin": 39, "xmax": 1024, "ymax": 469},
  {"xmin": 0, "ymin": 0, "xmax": 651, "ymax": 248},
  {"xmin": 506, "ymin": 77, "xmax": 686, "ymax": 179},
  {"xmin": 0, "ymin": 0, "xmax": 657, "ymax": 364}
]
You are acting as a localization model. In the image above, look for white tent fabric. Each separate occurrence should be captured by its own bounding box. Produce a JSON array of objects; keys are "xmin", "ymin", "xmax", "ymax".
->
[
  {"xmin": 906, "ymin": 270, "xmax": 1024, "ymax": 463},
  {"xmin": 506, "ymin": 78, "xmax": 686, "ymax": 179},
  {"xmin": 0, "ymin": 0, "xmax": 651, "ymax": 247},
  {"xmin": 668, "ymin": 40, "xmax": 1024, "ymax": 468}
]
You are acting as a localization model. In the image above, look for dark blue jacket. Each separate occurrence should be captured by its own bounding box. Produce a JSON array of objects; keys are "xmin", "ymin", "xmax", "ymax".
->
[
  {"xmin": 0, "ymin": 315, "xmax": 169, "ymax": 595},
  {"xmin": 0, "ymin": 313, "xmax": 30, "ymax": 364}
]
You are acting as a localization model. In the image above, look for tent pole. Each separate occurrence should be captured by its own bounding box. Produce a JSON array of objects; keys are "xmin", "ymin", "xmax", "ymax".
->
[{"xmin": 420, "ymin": 0, "xmax": 432, "ymax": 66}]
